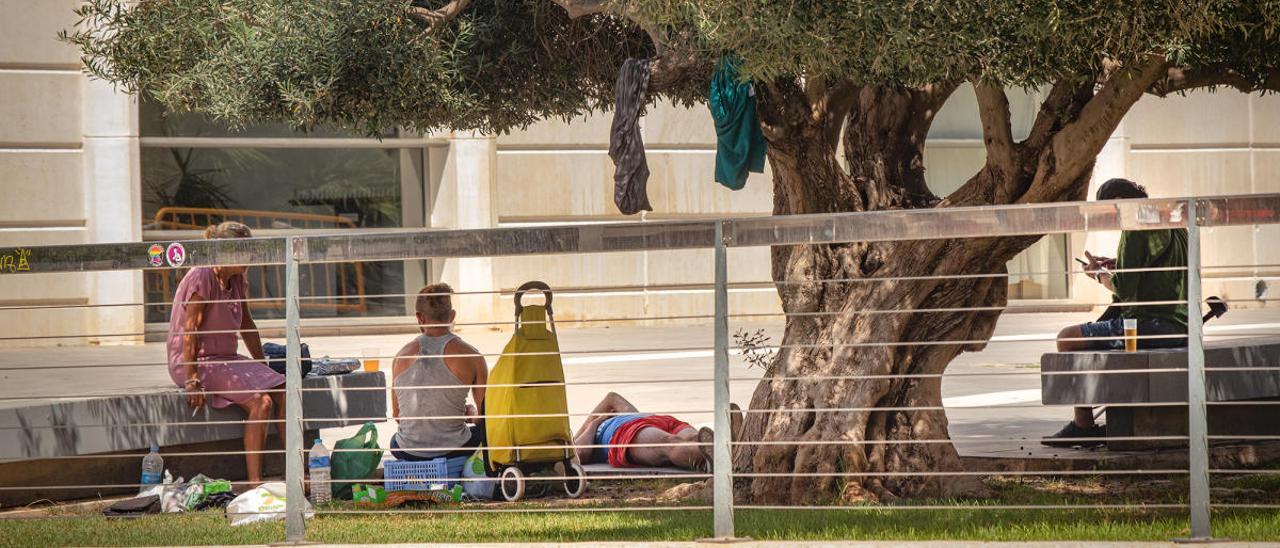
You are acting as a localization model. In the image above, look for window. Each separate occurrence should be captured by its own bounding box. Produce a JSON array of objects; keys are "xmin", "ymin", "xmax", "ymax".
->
[{"xmin": 139, "ymin": 100, "xmax": 426, "ymax": 321}]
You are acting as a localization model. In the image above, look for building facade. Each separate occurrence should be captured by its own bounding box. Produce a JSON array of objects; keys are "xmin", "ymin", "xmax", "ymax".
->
[{"xmin": 3, "ymin": 0, "xmax": 1277, "ymax": 346}]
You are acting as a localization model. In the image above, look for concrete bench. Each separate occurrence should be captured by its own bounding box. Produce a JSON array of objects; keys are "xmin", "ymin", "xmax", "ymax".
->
[
  {"xmin": 1041, "ymin": 337, "xmax": 1280, "ymax": 450},
  {"xmin": 0, "ymin": 371, "xmax": 386, "ymax": 507}
]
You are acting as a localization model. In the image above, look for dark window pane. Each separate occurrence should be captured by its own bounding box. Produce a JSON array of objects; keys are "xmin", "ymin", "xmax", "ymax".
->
[
  {"xmin": 140, "ymin": 147, "xmax": 412, "ymax": 229},
  {"xmin": 139, "ymin": 98, "xmax": 422, "ymax": 320}
]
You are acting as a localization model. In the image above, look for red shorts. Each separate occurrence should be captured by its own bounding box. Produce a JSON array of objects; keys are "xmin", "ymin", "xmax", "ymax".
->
[{"xmin": 607, "ymin": 414, "xmax": 693, "ymax": 467}]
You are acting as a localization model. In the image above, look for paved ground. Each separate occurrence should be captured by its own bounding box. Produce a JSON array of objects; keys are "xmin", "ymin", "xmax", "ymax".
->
[{"xmin": 2, "ymin": 308, "xmax": 1279, "ymax": 460}]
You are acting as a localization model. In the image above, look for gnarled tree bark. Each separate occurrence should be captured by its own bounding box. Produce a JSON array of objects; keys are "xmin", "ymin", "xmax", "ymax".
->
[{"xmin": 734, "ymin": 57, "xmax": 1174, "ymax": 504}]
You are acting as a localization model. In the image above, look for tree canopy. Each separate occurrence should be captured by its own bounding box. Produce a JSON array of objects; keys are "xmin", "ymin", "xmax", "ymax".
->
[
  {"xmin": 66, "ymin": 0, "xmax": 659, "ymax": 134},
  {"xmin": 67, "ymin": 1, "xmax": 1279, "ymax": 137}
]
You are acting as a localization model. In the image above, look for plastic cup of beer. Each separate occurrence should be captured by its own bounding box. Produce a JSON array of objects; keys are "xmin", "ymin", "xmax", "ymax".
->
[
  {"xmin": 361, "ymin": 347, "xmax": 380, "ymax": 372},
  {"xmin": 1122, "ymin": 319, "xmax": 1138, "ymax": 352}
]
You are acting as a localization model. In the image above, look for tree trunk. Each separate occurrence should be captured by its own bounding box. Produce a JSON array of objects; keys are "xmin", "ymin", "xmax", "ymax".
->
[{"xmin": 736, "ymin": 82, "xmax": 1088, "ymax": 503}]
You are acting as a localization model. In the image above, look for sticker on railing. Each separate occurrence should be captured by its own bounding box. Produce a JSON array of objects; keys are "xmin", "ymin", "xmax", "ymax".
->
[
  {"xmin": 0, "ymin": 248, "xmax": 31, "ymax": 273},
  {"xmin": 166, "ymin": 243, "xmax": 187, "ymax": 268},
  {"xmin": 147, "ymin": 244, "xmax": 165, "ymax": 267},
  {"xmin": 1137, "ymin": 204, "xmax": 1160, "ymax": 224}
]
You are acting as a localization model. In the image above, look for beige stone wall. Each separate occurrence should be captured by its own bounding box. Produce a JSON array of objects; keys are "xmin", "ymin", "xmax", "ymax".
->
[
  {"xmin": 0, "ymin": 0, "xmax": 142, "ymax": 347},
  {"xmin": 1120, "ymin": 92, "xmax": 1280, "ymax": 306},
  {"xmin": 487, "ymin": 102, "xmax": 776, "ymax": 323},
  {"xmin": 1, "ymin": 0, "xmax": 91, "ymax": 345}
]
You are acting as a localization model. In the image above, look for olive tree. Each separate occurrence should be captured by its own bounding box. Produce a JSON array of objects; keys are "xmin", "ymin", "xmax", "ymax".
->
[{"xmin": 65, "ymin": 0, "xmax": 1280, "ymax": 503}]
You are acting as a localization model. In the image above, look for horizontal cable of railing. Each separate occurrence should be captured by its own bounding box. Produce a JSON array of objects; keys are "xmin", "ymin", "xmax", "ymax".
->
[
  {"xmin": 734, "ymin": 470, "xmax": 1189, "ymax": 478},
  {"xmin": 735, "ymin": 504, "xmax": 1189, "ymax": 511},
  {"xmin": 2, "ymin": 360, "xmax": 1265, "ymax": 380},
  {"xmin": 8, "ymin": 261, "xmax": 1278, "ymax": 313},
  {"xmin": 0, "ymin": 466, "xmax": 1207, "ymax": 491},
  {"xmin": 0, "ymin": 321, "xmax": 1205, "ymax": 344}
]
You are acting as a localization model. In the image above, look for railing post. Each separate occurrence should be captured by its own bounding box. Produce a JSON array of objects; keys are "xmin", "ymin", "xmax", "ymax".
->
[
  {"xmin": 284, "ymin": 236, "xmax": 307, "ymax": 542},
  {"xmin": 1185, "ymin": 199, "xmax": 1212, "ymax": 539},
  {"xmin": 712, "ymin": 220, "xmax": 735, "ymax": 539}
]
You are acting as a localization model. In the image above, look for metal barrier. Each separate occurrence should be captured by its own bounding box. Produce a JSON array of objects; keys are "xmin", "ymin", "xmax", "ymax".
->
[{"xmin": 2, "ymin": 193, "xmax": 1280, "ymax": 543}]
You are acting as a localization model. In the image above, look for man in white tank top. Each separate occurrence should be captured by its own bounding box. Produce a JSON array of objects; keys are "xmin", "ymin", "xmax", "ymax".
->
[{"xmin": 390, "ymin": 283, "xmax": 489, "ymax": 460}]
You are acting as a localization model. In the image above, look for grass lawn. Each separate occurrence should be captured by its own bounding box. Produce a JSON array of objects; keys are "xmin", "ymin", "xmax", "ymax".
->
[
  {"xmin": 3, "ymin": 507, "xmax": 1280, "ymax": 546},
  {"xmin": 3, "ymin": 475, "xmax": 1279, "ymax": 546}
]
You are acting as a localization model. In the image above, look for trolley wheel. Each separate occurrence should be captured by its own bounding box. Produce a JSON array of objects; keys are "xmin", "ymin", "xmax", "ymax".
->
[
  {"xmin": 499, "ymin": 466, "xmax": 526, "ymax": 502},
  {"xmin": 560, "ymin": 460, "xmax": 587, "ymax": 498}
]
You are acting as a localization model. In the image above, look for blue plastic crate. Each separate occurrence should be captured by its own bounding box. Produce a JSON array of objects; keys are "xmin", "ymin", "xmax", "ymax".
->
[{"xmin": 383, "ymin": 457, "xmax": 466, "ymax": 492}]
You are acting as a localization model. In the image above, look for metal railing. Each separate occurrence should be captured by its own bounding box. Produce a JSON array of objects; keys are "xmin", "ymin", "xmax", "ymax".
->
[{"xmin": 2, "ymin": 193, "xmax": 1279, "ymax": 543}]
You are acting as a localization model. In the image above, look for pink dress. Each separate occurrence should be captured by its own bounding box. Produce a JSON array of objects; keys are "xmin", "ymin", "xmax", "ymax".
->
[{"xmin": 167, "ymin": 268, "xmax": 285, "ymax": 409}]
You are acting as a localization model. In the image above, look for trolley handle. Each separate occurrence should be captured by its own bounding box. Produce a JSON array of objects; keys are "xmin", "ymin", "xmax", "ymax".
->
[{"xmin": 514, "ymin": 280, "xmax": 553, "ymax": 317}]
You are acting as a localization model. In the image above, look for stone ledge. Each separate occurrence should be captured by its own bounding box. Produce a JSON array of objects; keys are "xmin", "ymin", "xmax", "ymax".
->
[
  {"xmin": 1, "ymin": 371, "xmax": 387, "ymax": 460},
  {"xmin": 1040, "ymin": 336, "xmax": 1280, "ymax": 405}
]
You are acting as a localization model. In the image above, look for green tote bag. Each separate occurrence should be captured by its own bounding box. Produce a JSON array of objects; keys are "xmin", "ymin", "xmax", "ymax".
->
[{"xmin": 330, "ymin": 422, "xmax": 381, "ymax": 500}]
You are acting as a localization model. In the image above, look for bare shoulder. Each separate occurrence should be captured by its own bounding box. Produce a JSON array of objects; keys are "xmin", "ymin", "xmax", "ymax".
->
[
  {"xmin": 444, "ymin": 336, "xmax": 486, "ymax": 373},
  {"xmin": 396, "ymin": 338, "xmax": 419, "ymax": 358}
]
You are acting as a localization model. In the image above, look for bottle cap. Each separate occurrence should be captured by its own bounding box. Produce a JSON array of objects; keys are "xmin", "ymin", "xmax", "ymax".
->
[{"xmin": 150, "ymin": 443, "xmax": 159, "ymax": 453}]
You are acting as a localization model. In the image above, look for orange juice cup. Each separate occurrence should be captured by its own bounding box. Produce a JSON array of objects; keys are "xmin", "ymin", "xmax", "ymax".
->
[
  {"xmin": 1123, "ymin": 319, "xmax": 1138, "ymax": 352},
  {"xmin": 361, "ymin": 347, "xmax": 380, "ymax": 372}
]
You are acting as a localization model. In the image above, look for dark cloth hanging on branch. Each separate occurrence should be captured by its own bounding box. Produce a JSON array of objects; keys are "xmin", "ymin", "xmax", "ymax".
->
[
  {"xmin": 609, "ymin": 58, "xmax": 653, "ymax": 215},
  {"xmin": 709, "ymin": 56, "xmax": 767, "ymax": 190}
]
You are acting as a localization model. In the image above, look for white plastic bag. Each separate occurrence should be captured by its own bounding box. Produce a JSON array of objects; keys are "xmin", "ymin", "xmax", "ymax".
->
[
  {"xmin": 462, "ymin": 451, "xmax": 494, "ymax": 500},
  {"xmin": 151, "ymin": 471, "xmax": 186, "ymax": 513},
  {"xmin": 226, "ymin": 482, "xmax": 313, "ymax": 527},
  {"xmin": 136, "ymin": 470, "xmax": 170, "ymax": 500}
]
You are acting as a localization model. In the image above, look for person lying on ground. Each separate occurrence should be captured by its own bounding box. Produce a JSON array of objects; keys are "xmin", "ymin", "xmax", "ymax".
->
[
  {"xmin": 391, "ymin": 283, "xmax": 488, "ymax": 460},
  {"xmin": 168, "ymin": 221, "xmax": 285, "ymax": 485},
  {"xmin": 571, "ymin": 392, "xmax": 741, "ymax": 471},
  {"xmin": 1045, "ymin": 178, "xmax": 1188, "ymax": 448}
]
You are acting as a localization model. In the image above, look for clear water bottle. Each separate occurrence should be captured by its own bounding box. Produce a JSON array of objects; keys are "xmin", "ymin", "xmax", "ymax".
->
[
  {"xmin": 308, "ymin": 439, "xmax": 331, "ymax": 504},
  {"xmin": 139, "ymin": 443, "xmax": 163, "ymax": 495}
]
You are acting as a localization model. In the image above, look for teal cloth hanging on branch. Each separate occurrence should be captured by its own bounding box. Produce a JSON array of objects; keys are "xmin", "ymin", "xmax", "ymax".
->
[{"xmin": 708, "ymin": 56, "xmax": 767, "ymax": 191}]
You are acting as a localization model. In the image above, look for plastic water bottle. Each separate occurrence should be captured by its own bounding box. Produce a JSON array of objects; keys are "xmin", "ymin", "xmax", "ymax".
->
[
  {"xmin": 308, "ymin": 439, "xmax": 331, "ymax": 504},
  {"xmin": 139, "ymin": 443, "xmax": 163, "ymax": 495}
]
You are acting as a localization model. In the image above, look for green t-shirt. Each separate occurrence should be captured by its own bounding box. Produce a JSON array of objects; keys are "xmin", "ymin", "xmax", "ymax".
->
[{"xmin": 1111, "ymin": 228, "xmax": 1189, "ymax": 327}]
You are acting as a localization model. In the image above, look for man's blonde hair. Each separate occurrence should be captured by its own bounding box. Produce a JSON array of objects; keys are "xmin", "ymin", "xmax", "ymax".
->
[{"xmin": 416, "ymin": 283, "xmax": 453, "ymax": 322}]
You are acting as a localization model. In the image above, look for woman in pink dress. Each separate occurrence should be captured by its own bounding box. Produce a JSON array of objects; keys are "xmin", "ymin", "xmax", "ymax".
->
[{"xmin": 167, "ymin": 221, "xmax": 286, "ymax": 484}]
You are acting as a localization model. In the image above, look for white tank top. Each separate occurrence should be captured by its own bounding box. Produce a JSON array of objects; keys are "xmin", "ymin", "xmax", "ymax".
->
[{"xmin": 393, "ymin": 333, "xmax": 471, "ymax": 458}]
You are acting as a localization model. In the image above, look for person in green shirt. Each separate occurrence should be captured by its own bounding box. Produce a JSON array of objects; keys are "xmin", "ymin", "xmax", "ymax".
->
[{"xmin": 1044, "ymin": 178, "xmax": 1189, "ymax": 447}]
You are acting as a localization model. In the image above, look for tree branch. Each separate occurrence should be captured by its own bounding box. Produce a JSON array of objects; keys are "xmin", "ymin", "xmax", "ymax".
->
[
  {"xmin": 407, "ymin": 0, "xmax": 473, "ymax": 32},
  {"xmin": 1020, "ymin": 54, "xmax": 1172, "ymax": 204},
  {"xmin": 972, "ymin": 81, "xmax": 1017, "ymax": 177},
  {"xmin": 550, "ymin": 0, "xmax": 711, "ymax": 93},
  {"xmin": 757, "ymin": 76, "xmax": 813, "ymax": 142},
  {"xmin": 807, "ymin": 78, "xmax": 859, "ymax": 144},
  {"xmin": 1149, "ymin": 66, "xmax": 1280, "ymax": 97},
  {"xmin": 843, "ymin": 82, "xmax": 958, "ymax": 209},
  {"xmin": 1021, "ymin": 77, "xmax": 1093, "ymax": 153},
  {"xmin": 551, "ymin": 0, "xmax": 663, "ymax": 51}
]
